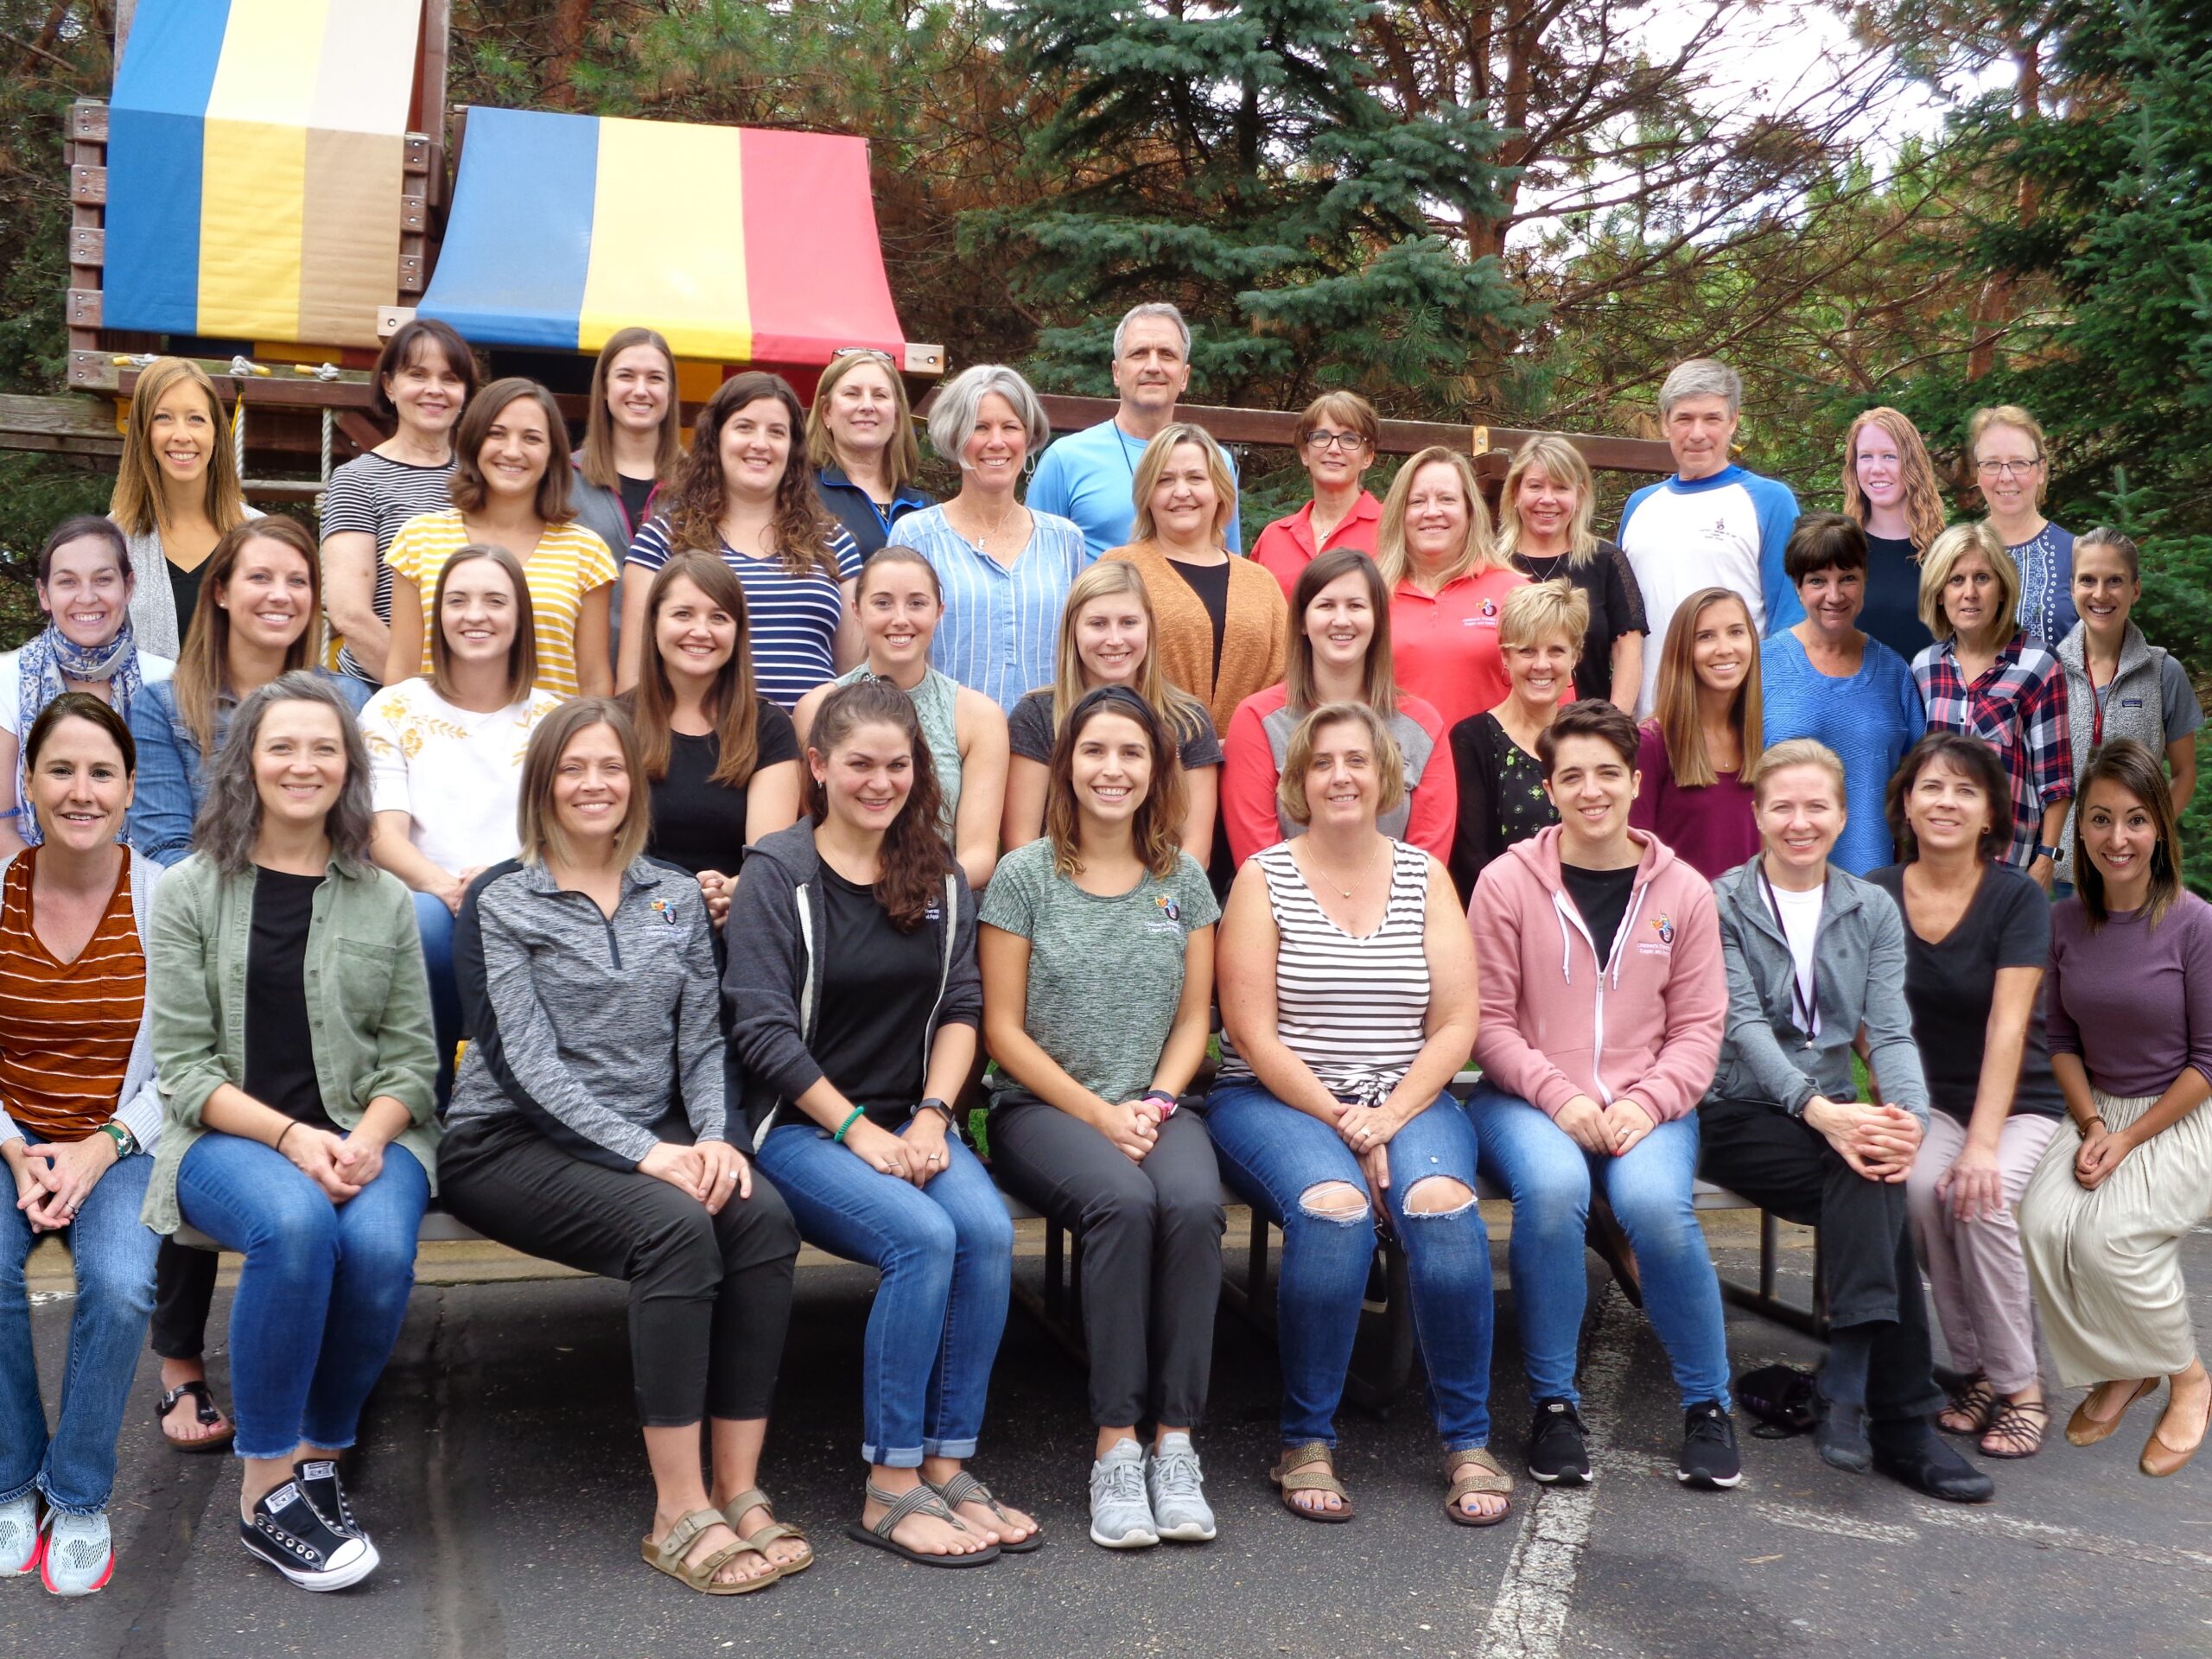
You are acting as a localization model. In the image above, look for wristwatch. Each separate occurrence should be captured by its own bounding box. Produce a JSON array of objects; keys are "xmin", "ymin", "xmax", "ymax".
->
[
  {"xmin": 1141, "ymin": 1090, "xmax": 1179, "ymax": 1120},
  {"xmin": 2035, "ymin": 843, "xmax": 2062, "ymax": 862},
  {"xmin": 98, "ymin": 1122, "xmax": 137, "ymax": 1159},
  {"xmin": 912, "ymin": 1097, "xmax": 954, "ymax": 1128}
]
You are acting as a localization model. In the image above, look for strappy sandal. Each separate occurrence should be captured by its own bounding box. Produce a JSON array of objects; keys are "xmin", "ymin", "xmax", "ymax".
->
[
  {"xmin": 929, "ymin": 1470, "xmax": 1041, "ymax": 1553},
  {"xmin": 156, "ymin": 1381, "xmax": 233, "ymax": 1454},
  {"xmin": 2066, "ymin": 1377, "xmax": 2159, "ymax": 1446},
  {"xmin": 1978, "ymin": 1397, "xmax": 2049, "ymax": 1459},
  {"xmin": 721, "ymin": 1486, "xmax": 813, "ymax": 1577},
  {"xmin": 1443, "ymin": 1448, "xmax": 1514, "ymax": 1528},
  {"xmin": 1270, "ymin": 1442, "xmax": 1354, "ymax": 1523},
  {"xmin": 640, "ymin": 1508, "xmax": 778, "ymax": 1595},
  {"xmin": 1935, "ymin": 1370, "xmax": 1995, "ymax": 1437},
  {"xmin": 847, "ymin": 1479, "xmax": 1000, "ymax": 1568}
]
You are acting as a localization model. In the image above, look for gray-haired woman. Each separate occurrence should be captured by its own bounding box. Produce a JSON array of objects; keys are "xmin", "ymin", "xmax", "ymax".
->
[
  {"xmin": 143, "ymin": 672, "xmax": 439, "ymax": 1592},
  {"xmin": 892, "ymin": 364, "xmax": 1094, "ymax": 712}
]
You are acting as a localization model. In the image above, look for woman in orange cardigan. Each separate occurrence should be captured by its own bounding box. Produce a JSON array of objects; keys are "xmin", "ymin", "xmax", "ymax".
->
[{"xmin": 1102, "ymin": 425, "xmax": 1289, "ymax": 736}]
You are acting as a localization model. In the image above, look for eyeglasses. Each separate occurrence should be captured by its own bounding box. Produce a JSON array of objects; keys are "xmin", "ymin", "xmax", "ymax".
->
[
  {"xmin": 830, "ymin": 347, "xmax": 897, "ymax": 365},
  {"xmin": 1304, "ymin": 429, "xmax": 1370, "ymax": 454},
  {"xmin": 1975, "ymin": 457, "xmax": 2041, "ymax": 477}
]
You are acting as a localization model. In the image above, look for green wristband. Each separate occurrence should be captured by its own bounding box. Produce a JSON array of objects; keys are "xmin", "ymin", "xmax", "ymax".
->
[{"xmin": 833, "ymin": 1106, "xmax": 867, "ymax": 1143}]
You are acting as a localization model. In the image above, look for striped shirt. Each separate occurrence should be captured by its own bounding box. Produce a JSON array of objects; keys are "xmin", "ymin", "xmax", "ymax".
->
[
  {"xmin": 0, "ymin": 850, "xmax": 143, "ymax": 1141},
  {"xmin": 1218, "ymin": 838, "xmax": 1433, "ymax": 1100},
  {"xmin": 626, "ymin": 517, "xmax": 862, "ymax": 710},
  {"xmin": 893, "ymin": 504, "xmax": 1093, "ymax": 712},
  {"xmin": 385, "ymin": 509, "xmax": 619, "ymax": 698},
  {"xmin": 321, "ymin": 451, "xmax": 455, "ymax": 683}
]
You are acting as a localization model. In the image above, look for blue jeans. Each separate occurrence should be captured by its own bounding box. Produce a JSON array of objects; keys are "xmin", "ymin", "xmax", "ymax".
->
[
  {"xmin": 1469, "ymin": 1084, "xmax": 1732, "ymax": 1410},
  {"xmin": 0, "ymin": 1151, "xmax": 158, "ymax": 1513},
  {"xmin": 1204, "ymin": 1082, "xmax": 1495, "ymax": 1449},
  {"xmin": 754, "ymin": 1123, "xmax": 1013, "ymax": 1467},
  {"xmin": 412, "ymin": 890, "xmax": 460, "ymax": 1109},
  {"xmin": 176, "ymin": 1133, "xmax": 429, "ymax": 1460}
]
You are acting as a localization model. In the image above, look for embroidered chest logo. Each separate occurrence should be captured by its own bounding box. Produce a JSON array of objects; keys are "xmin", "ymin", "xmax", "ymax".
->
[
  {"xmin": 1480, "ymin": 597, "xmax": 1498, "ymax": 617},
  {"xmin": 649, "ymin": 898, "xmax": 677, "ymax": 925},
  {"xmin": 1154, "ymin": 893, "xmax": 1181, "ymax": 922},
  {"xmin": 1651, "ymin": 915, "xmax": 1675, "ymax": 944}
]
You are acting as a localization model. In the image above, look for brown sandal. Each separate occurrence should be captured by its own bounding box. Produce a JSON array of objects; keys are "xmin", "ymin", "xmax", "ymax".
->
[
  {"xmin": 721, "ymin": 1487, "xmax": 813, "ymax": 1576},
  {"xmin": 641, "ymin": 1509, "xmax": 778, "ymax": 1595},
  {"xmin": 1443, "ymin": 1448, "xmax": 1513, "ymax": 1528},
  {"xmin": 1270, "ymin": 1442, "xmax": 1354, "ymax": 1522},
  {"xmin": 1977, "ymin": 1398, "xmax": 2049, "ymax": 1459},
  {"xmin": 1936, "ymin": 1371, "xmax": 1996, "ymax": 1437},
  {"xmin": 2066, "ymin": 1377, "xmax": 2159, "ymax": 1446}
]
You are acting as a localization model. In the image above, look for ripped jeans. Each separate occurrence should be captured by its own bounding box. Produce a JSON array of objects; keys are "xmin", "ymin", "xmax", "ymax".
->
[{"xmin": 1203, "ymin": 1081, "xmax": 1494, "ymax": 1448}]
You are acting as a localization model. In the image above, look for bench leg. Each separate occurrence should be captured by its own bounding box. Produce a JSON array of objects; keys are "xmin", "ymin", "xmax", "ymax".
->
[
  {"xmin": 1715, "ymin": 1206, "xmax": 1826, "ymax": 1338},
  {"xmin": 1008, "ymin": 1214, "xmax": 1092, "ymax": 1370}
]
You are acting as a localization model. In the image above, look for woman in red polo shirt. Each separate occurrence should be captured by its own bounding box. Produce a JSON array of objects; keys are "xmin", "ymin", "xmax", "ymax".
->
[
  {"xmin": 1376, "ymin": 447, "xmax": 1528, "ymax": 731},
  {"xmin": 1250, "ymin": 392, "xmax": 1383, "ymax": 601}
]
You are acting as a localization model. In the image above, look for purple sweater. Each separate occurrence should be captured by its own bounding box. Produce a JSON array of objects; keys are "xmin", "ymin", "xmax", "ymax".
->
[
  {"xmin": 1627, "ymin": 722, "xmax": 1760, "ymax": 883},
  {"xmin": 2048, "ymin": 891, "xmax": 2212, "ymax": 1098}
]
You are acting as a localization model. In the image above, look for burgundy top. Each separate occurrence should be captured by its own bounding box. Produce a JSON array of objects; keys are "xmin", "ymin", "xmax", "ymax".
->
[
  {"xmin": 1627, "ymin": 722, "xmax": 1759, "ymax": 882},
  {"xmin": 2047, "ymin": 890, "xmax": 2212, "ymax": 1099}
]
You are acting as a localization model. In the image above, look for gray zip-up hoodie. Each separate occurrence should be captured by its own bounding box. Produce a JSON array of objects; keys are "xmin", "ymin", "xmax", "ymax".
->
[
  {"xmin": 447, "ymin": 855, "xmax": 728, "ymax": 1166},
  {"xmin": 1708, "ymin": 860, "xmax": 1929, "ymax": 1121},
  {"xmin": 721, "ymin": 819, "xmax": 980, "ymax": 1149}
]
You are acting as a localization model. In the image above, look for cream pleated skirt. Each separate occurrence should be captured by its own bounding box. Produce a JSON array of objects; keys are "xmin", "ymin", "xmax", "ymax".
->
[{"xmin": 2019, "ymin": 1089, "xmax": 2212, "ymax": 1385}]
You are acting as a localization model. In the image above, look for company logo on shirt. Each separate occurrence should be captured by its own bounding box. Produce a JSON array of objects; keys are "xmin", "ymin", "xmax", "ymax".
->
[
  {"xmin": 650, "ymin": 898, "xmax": 677, "ymax": 925},
  {"xmin": 1154, "ymin": 893, "xmax": 1181, "ymax": 922},
  {"xmin": 1480, "ymin": 597, "xmax": 1497, "ymax": 618}
]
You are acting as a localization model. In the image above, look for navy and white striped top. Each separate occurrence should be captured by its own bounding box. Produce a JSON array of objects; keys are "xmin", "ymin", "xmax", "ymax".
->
[
  {"xmin": 626, "ymin": 517, "xmax": 862, "ymax": 710},
  {"xmin": 1218, "ymin": 838, "xmax": 1433, "ymax": 1100},
  {"xmin": 321, "ymin": 451, "xmax": 454, "ymax": 685},
  {"xmin": 893, "ymin": 504, "xmax": 1093, "ymax": 713}
]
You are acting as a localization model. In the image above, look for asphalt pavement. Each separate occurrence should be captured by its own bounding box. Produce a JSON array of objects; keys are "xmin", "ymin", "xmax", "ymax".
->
[{"xmin": 12, "ymin": 1216, "xmax": 2212, "ymax": 1658}]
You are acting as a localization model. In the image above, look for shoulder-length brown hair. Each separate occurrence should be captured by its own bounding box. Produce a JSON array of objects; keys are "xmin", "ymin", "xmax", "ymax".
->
[
  {"xmin": 626, "ymin": 550, "xmax": 763, "ymax": 788},
  {"xmin": 110, "ymin": 358, "xmax": 249, "ymax": 538},
  {"xmin": 579, "ymin": 327, "xmax": 681, "ymax": 492},
  {"xmin": 517, "ymin": 697, "xmax": 651, "ymax": 872},
  {"xmin": 1375, "ymin": 446, "xmax": 1500, "ymax": 589},
  {"xmin": 1885, "ymin": 729, "xmax": 2012, "ymax": 865},
  {"xmin": 1044, "ymin": 687, "xmax": 1185, "ymax": 881},
  {"xmin": 429, "ymin": 543, "xmax": 538, "ymax": 706},
  {"xmin": 1286, "ymin": 545, "xmax": 1399, "ymax": 718},
  {"xmin": 2073, "ymin": 738, "xmax": 2183, "ymax": 931},
  {"xmin": 1278, "ymin": 701, "xmax": 1405, "ymax": 827},
  {"xmin": 1649, "ymin": 586, "xmax": 1762, "ymax": 789},
  {"xmin": 1047, "ymin": 560, "xmax": 1208, "ymax": 742},
  {"xmin": 805, "ymin": 350, "xmax": 922, "ymax": 492},
  {"xmin": 194, "ymin": 672, "xmax": 375, "ymax": 876},
  {"xmin": 1129, "ymin": 423, "xmax": 1238, "ymax": 546},
  {"xmin": 804, "ymin": 678, "xmax": 952, "ymax": 931},
  {"xmin": 369, "ymin": 317, "xmax": 480, "ymax": 426},
  {"xmin": 174, "ymin": 518, "xmax": 323, "ymax": 753},
  {"xmin": 449, "ymin": 378, "xmax": 575, "ymax": 523},
  {"xmin": 665, "ymin": 372, "xmax": 842, "ymax": 581},
  {"xmin": 1840, "ymin": 407, "xmax": 1946, "ymax": 555}
]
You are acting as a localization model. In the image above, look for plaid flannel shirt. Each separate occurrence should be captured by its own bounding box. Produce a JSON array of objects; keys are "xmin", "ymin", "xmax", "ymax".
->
[{"xmin": 1912, "ymin": 632, "xmax": 2074, "ymax": 868}]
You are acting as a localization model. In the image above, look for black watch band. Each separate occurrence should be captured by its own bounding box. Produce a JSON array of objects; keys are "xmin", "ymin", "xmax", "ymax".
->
[{"xmin": 912, "ymin": 1097, "xmax": 954, "ymax": 1125}]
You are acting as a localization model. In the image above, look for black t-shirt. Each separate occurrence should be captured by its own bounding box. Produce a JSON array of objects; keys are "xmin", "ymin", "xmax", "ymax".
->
[
  {"xmin": 1560, "ymin": 861, "xmax": 1638, "ymax": 969},
  {"xmin": 1006, "ymin": 688, "xmax": 1224, "ymax": 772},
  {"xmin": 814, "ymin": 865, "xmax": 943, "ymax": 1126},
  {"xmin": 617, "ymin": 472, "xmax": 658, "ymax": 530},
  {"xmin": 643, "ymin": 702, "xmax": 802, "ymax": 879},
  {"xmin": 1510, "ymin": 541, "xmax": 1649, "ymax": 706},
  {"xmin": 168, "ymin": 563, "xmax": 207, "ymax": 647},
  {"xmin": 1866, "ymin": 862, "xmax": 2064, "ymax": 1122},
  {"xmin": 1168, "ymin": 556, "xmax": 1232, "ymax": 682},
  {"xmin": 243, "ymin": 868, "xmax": 334, "ymax": 1128},
  {"xmin": 1859, "ymin": 534, "xmax": 1929, "ymax": 664}
]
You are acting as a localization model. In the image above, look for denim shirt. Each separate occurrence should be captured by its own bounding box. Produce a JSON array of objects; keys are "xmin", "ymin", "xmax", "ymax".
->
[{"xmin": 126, "ymin": 672, "xmax": 373, "ymax": 868}]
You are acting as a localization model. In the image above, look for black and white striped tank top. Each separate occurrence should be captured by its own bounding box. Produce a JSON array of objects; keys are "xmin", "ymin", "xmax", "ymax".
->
[{"xmin": 1219, "ymin": 839, "xmax": 1433, "ymax": 1101}]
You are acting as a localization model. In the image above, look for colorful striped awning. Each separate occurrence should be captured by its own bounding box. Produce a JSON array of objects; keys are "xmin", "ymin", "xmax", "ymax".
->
[
  {"xmin": 417, "ymin": 108, "xmax": 913, "ymax": 367},
  {"xmin": 103, "ymin": 0, "xmax": 420, "ymax": 348}
]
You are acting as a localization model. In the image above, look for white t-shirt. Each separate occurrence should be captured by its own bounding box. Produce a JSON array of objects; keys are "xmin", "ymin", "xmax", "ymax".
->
[
  {"xmin": 1769, "ymin": 880, "xmax": 1825, "ymax": 1039},
  {"xmin": 0, "ymin": 645, "xmax": 175, "ymax": 739},
  {"xmin": 359, "ymin": 678, "xmax": 561, "ymax": 874}
]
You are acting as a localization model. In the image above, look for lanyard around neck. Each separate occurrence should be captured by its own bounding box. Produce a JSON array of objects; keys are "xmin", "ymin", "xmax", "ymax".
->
[{"xmin": 1757, "ymin": 863, "xmax": 1819, "ymax": 1042}]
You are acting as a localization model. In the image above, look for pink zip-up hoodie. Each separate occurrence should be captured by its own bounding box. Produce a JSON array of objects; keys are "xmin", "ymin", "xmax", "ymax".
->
[{"xmin": 1468, "ymin": 823, "xmax": 1726, "ymax": 1127}]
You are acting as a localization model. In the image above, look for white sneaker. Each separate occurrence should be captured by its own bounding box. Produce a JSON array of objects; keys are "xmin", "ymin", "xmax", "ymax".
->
[
  {"xmin": 40, "ymin": 1510, "xmax": 113, "ymax": 1596},
  {"xmin": 0, "ymin": 1492, "xmax": 39, "ymax": 1576},
  {"xmin": 1146, "ymin": 1433, "xmax": 1217, "ymax": 1541},
  {"xmin": 1089, "ymin": 1439, "xmax": 1158, "ymax": 1548}
]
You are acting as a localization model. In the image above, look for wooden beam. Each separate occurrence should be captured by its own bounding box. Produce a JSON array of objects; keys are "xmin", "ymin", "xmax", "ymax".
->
[
  {"xmin": 70, "ymin": 101, "xmax": 106, "ymax": 143},
  {"xmin": 70, "ymin": 163, "xmax": 105, "ymax": 207},
  {"xmin": 0, "ymin": 393, "xmax": 123, "ymax": 459}
]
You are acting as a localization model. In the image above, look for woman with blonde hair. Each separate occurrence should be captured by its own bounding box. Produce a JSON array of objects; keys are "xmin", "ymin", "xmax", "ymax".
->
[
  {"xmin": 1910, "ymin": 523, "xmax": 2071, "ymax": 887},
  {"xmin": 1002, "ymin": 559, "xmax": 1219, "ymax": 862},
  {"xmin": 1495, "ymin": 435, "xmax": 1645, "ymax": 709},
  {"xmin": 1376, "ymin": 446, "xmax": 1526, "ymax": 731},
  {"xmin": 1250, "ymin": 391, "xmax": 1382, "ymax": 599},
  {"xmin": 1838, "ymin": 406, "xmax": 1947, "ymax": 661},
  {"xmin": 1628, "ymin": 587, "xmax": 1763, "ymax": 880},
  {"xmin": 1448, "ymin": 579, "xmax": 1585, "ymax": 898},
  {"xmin": 1968, "ymin": 404, "xmax": 2075, "ymax": 651},
  {"xmin": 808, "ymin": 348, "xmax": 934, "ymax": 556},
  {"xmin": 1103, "ymin": 424, "xmax": 1288, "ymax": 735},
  {"xmin": 108, "ymin": 358, "xmax": 259, "ymax": 658}
]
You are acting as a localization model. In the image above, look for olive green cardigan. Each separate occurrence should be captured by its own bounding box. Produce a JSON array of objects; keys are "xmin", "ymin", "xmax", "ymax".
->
[{"xmin": 141, "ymin": 852, "xmax": 441, "ymax": 1236}]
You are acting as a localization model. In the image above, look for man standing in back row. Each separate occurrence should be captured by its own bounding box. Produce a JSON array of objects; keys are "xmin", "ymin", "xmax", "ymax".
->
[
  {"xmin": 1029, "ymin": 302, "xmax": 1242, "ymax": 558},
  {"xmin": 1619, "ymin": 359, "xmax": 1801, "ymax": 716}
]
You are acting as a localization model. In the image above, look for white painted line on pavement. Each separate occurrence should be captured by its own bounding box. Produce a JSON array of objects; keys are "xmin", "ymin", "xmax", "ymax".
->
[
  {"xmin": 1478, "ymin": 1284, "xmax": 1631, "ymax": 1659},
  {"xmin": 1909, "ymin": 1500, "xmax": 2212, "ymax": 1569},
  {"xmin": 1756, "ymin": 1502, "xmax": 1919, "ymax": 1545}
]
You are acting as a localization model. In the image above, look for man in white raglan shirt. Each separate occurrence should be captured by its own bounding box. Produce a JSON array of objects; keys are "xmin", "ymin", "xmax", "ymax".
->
[{"xmin": 1619, "ymin": 359, "xmax": 1802, "ymax": 716}]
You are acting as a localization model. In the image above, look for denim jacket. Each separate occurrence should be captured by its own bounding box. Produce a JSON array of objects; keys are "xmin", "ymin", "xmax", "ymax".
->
[{"xmin": 126, "ymin": 672, "xmax": 373, "ymax": 868}]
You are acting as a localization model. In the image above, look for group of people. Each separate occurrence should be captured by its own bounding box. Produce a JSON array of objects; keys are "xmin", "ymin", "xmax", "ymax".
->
[{"xmin": 0, "ymin": 306, "xmax": 2205, "ymax": 1603}]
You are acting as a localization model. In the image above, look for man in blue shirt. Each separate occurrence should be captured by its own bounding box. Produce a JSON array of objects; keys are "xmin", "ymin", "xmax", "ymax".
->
[{"xmin": 1028, "ymin": 302, "xmax": 1241, "ymax": 556}]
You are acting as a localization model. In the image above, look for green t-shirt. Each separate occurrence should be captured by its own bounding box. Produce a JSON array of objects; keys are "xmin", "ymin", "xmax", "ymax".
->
[{"xmin": 979, "ymin": 839, "xmax": 1221, "ymax": 1106}]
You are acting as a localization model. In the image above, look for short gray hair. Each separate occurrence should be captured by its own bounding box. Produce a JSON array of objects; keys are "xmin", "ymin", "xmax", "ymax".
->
[
  {"xmin": 194, "ymin": 671, "xmax": 375, "ymax": 876},
  {"xmin": 1112, "ymin": 302, "xmax": 1192, "ymax": 362},
  {"xmin": 926, "ymin": 364, "xmax": 1051, "ymax": 464},
  {"xmin": 1659, "ymin": 358, "xmax": 1743, "ymax": 419}
]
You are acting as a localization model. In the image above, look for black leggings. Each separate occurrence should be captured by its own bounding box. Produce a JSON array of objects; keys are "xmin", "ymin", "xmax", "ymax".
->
[
  {"xmin": 439, "ymin": 1113, "xmax": 800, "ymax": 1427},
  {"xmin": 149, "ymin": 1236, "xmax": 219, "ymax": 1361}
]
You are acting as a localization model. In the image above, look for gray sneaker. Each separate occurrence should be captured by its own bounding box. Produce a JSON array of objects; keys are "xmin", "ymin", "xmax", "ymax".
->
[
  {"xmin": 1089, "ymin": 1438, "xmax": 1158, "ymax": 1548},
  {"xmin": 1147, "ymin": 1432, "xmax": 1217, "ymax": 1542}
]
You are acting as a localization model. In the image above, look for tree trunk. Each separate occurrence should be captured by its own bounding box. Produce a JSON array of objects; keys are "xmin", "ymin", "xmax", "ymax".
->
[{"xmin": 1965, "ymin": 36, "xmax": 2044, "ymax": 380}]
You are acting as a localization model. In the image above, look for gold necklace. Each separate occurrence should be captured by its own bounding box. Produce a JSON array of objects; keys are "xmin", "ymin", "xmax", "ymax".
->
[
  {"xmin": 957, "ymin": 495, "xmax": 1021, "ymax": 550},
  {"xmin": 1304, "ymin": 837, "xmax": 1380, "ymax": 899}
]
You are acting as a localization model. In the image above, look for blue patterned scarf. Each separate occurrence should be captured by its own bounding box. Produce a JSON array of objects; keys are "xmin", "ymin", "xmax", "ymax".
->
[{"xmin": 14, "ymin": 621, "xmax": 143, "ymax": 845}]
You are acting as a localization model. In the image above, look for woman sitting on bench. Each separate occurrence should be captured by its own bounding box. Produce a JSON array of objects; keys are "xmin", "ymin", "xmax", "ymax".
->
[
  {"xmin": 145, "ymin": 673, "xmax": 439, "ymax": 1591},
  {"xmin": 981, "ymin": 686, "xmax": 1223, "ymax": 1549},
  {"xmin": 1206, "ymin": 701, "xmax": 1505, "ymax": 1529},
  {"xmin": 441, "ymin": 700, "xmax": 804, "ymax": 1596},
  {"xmin": 728, "ymin": 679, "xmax": 1036, "ymax": 1567},
  {"xmin": 1700, "ymin": 738, "xmax": 1993, "ymax": 1503}
]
